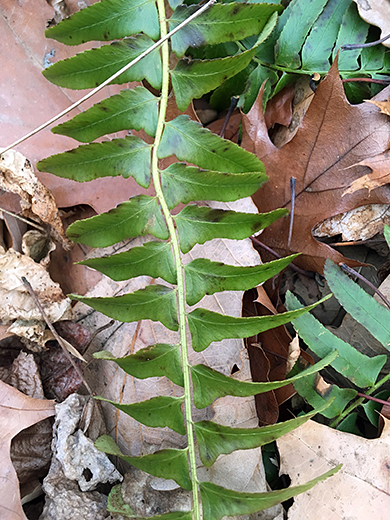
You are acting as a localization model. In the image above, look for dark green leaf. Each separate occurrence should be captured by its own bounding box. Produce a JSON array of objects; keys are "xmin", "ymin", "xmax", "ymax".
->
[
  {"xmin": 175, "ymin": 205, "xmax": 287, "ymax": 254},
  {"xmin": 185, "ymin": 255, "xmax": 299, "ymax": 306},
  {"xmin": 188, "ymin": 298, "xmax": 330, "ymax": 352},
  {"xmin": 45, "ymin": 0, "xmax": 159, "ymax": 45},
  {"xmin": 52, "ymin": 87, "xmax": 159, "ymax": 142},
  {"xmin": 37, "ymin": 136, "xmax": 152, "ymax": 188},
  {"xmin": 43, "ymin": 35, "xmax": 161, "ymax": 90},
  {"xmin": 301, "ymin": 0, "xmax": 350, "ymax": 70},
  {"xmin": 159, "ymin": 115, "xmax": 264, "ymax": 173},
  {"xmin": 96, "ymin": 435, "xmax": 191, "ymax": 490},
  {"xmin": 67, "ymin": 195, "xmax": 168, "ymax": 247},
  {"xmin": 334, "ymin": 2, "xmax": 369, "ymax": 71},
  {"xmin": 239, "ymin": 64, "xmax": 278, "ymax": 114},
  {"xmin": 94, "ymin": 344, "xmax": 184, "ymax": 387},
  {"xmin": 195, "ymin": 403, "xmax": 329, "ymax": 466},
  {"xmin": 95, "ymin": 396, "xmax": 185, "ymax": 435},
  {"xmin": 324, "ymin": 259, "xmax": 390, "ymax": 349},
  {"xmin": 209, "ymin": 65, "xmax": 253, "ymax": 112},
  {"xmin": 171, "ymin": 13, "xmax": 278, "ymax": 110},
  {"xmin": 160, "ymin": 163, "xmax": 267, "ymax": 209},
  {"xmin": 362, "ymin": 390, "xmax": 390, "ymax": 427},
  {"xmin": 70, "ymin": 285, "xmax": 178, "ymax": 331},
  {"xmin": 292, "ymin": 370, "xmax": 356, "ymax": 419},
  {"xmin": 275, "ymin": 0, "xmax": 328, "ymax": 69},
  {"xmin": 336, "ymin": 412, "xmax": 361, "ymax": 435},
  {"xmin": 361, "ymin": 42, "xmax": 385, "ymax": 72},
  {"xmin": 78, "ymin": 241, "xmax": 177, "ymax": 285},
  {"xmin": 286, "ymin": 291, "xmax": 386, "ymax": 387},
  {"xmin": 200, "ymin": 465, "xmax": 341, "ymax": 520},
  {"xmin": 169, "ymin": 3, "xmax": 283, "ymax": 57},
  {"xmin": 191, "ymin": 351, "xmax": 337, "ymax": 408}
]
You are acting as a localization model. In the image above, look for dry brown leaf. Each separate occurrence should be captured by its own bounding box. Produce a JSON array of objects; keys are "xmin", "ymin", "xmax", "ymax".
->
[
  {"xmin": 286, "ymin": 335, "xmax": 300, "ymax": 374},
  {"xmin": 0, "ymin": 379, "xmax": 55, "ymax": 520},
  {"xmin": 343, "ymin": 151, "xmax": 390, "ymax": 195},
  {"xmin": 366, "ymin": 99, "xmax": 390, "ymax": 116},
  {"xmin": 353, "ymin": 0, "xmax": 390, "ymax": 47},
  {"xmin": 0, "ymin": 248, "xmax": 72, "ymax": 346},
  {"xmin": 278, "ymin": 418, "xmax": 390, "ymax": 519},
  {"xmin": 0, "ymin": 150, "xmax": 69, "ymax": 248},
  {"xmin": 242, "ymin": 58, "xmax": 390, "ymax": 273}
]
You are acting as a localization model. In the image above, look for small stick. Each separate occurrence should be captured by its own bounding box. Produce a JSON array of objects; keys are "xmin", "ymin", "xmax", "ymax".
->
[
  {"xmin": 21, "ymin": 276, "xmax": 94, "ymax": 396},
  {"xmin": 341, "ymin": 77, "xmax": 390, "ymax": 86},
  {"xmin": 357, "ymin": 392, "xmax": 390, "ymax": 408},
  {"xmin": 0, "ymin": 206, "xmax": 46, "ymax": 233},
  {"xmin": 250, "ymin": 236, "xmax": 315, "ymax": 278},
  {"xmin": 341, "ymin": 32, "xmax": 390, "ymax": 50},
  {"xmin": 339, "ymin": 263, "xmax": 390, "ymax": 311},
  {"xmin": 219, "ymin": 96, "xmax": 239, "ymax": 139},
  {"xmin": 82, "ymin": 319, "xmax": 115, "ymax": 354},
  {"xmin": 287, "ymin": 177, "xmax": 296, "ymax": 249},
  {"xmin": 0, "ymin": 0, "xmax": 216, "ymax": 156}
]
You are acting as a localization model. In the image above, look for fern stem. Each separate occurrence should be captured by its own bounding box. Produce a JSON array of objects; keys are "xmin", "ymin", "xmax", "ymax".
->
[
  {"xmin": 330, "ymin": 372, "xmax": 390, "ymax": 428},
  {"xmin": 153, "ymin": 1, "xmax": 199, "ymax": 517}
]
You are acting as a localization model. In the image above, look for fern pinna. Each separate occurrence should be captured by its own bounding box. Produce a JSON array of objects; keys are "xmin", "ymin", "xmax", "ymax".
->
[{"xmin": 37, "ymin": 1, "xmax": 339, "ymax": 518}]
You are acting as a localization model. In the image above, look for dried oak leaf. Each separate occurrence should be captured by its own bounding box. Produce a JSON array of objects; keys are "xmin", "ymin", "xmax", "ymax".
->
[
  {"xmin": 242, "ymin": 57, "xmax": 390, "ymax": 273},
  {"xmin": 0, "ymin": 379, "xmax": 55, "ymax": 520},
  {"xmin": 278, "ymin": 418, "xmax": 390, "ymax": 519}
]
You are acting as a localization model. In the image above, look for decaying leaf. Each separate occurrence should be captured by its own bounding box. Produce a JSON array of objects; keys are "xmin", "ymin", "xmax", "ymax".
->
[
  {"xmin": 0, "ymin": 150, "xmax": 69, "ymax": 248},
  {"xmin": 242, "ymin": 58, "xmax": 390, "ymax": 273},
  {"xmin": 353, "ymin": 0, "xmax": 390, "ymax": 47},
  {"xmin": 343, "ymin": 152, "xmax": 390, "ymax": 195},
  {"xmin": 0, "ymin": 248, "xmax": 72, "ymax": 345},
  {"xmin": 286, "ymin": 335, "xmax": 300, "ymax": 374},
  {"xmin": 366, "ymin": 99, "xmax": 390, "ymax": 117},
  {"xmin": 278, "ymin": 418, "xmax": 390, "ymax": 519},
  {"xmin": 313, "ymin": 203, "xmax": 390, "ymax": 241},
  {"xmin": 0, "ymin": 379, "xmax": 55, "ymax": 520}
]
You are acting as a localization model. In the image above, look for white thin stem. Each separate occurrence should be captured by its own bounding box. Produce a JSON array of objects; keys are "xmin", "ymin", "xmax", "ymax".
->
[{"xmin": 0, "ymin": 0, "xmax": 215, "ymax": 156}]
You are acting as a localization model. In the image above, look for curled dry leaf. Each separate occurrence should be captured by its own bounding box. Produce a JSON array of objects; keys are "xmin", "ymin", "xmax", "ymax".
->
[
  {"xmin": 286, "ymin": 335, "xmax": 301, "ymax": 374},
  {"xmin": 0, "ymin": 149, "xmax": 69, "ymax": 249},
  {"xmin": 0, "ymin": 379, "xmax": 55, "ymax": 520},
  {"xmin": 242, "ymin": 57, "xmax": 390, "ymax": 273},
  {"xmin": 0, "ymin": 248, "xmax": 72, "ymax": 346},
  {"xmin": 278, "ymin": 418, "xmax": 390, "ymax": 519},
  {"xmin": 353, "ymin": 0, "xmax": 390, "ymax": 47}
]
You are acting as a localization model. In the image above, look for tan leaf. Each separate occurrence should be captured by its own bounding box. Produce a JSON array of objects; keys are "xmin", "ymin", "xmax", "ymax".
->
[
  {"xmin": 0, "ymin": 150, "xmax": 69, "ymax": 249},
  {"xmin": 278, "ymin": 418, "xmax": 390, "ymax": 519},
  {"xmin": 366, "ymin": 99, "xmax": 390, "ymax": 116},
  {"xmin": 353, "ymin": 0, "xmax": 390, "ymax": 48},
  {"xmin": 343, "ymin": 151, "xmax": 390, "ymax": 195},
  {"xmin": 242, "ymin": 57, "xmax": 390, "ymax": 273},
  {"xmin": 0, "ymin": 379, "xmax": 55, "ymax": 520}
]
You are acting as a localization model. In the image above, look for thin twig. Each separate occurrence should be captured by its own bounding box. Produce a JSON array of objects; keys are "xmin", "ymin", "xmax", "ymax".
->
[
  {"xmin": 341, "ymin": 32, "xmax": 390, "ymax": 50},
  {"xmin": 287, "ymin": 177, "xmax": 296, "ymax": 249},
  {"xmin": 21, "ymin": 276, "xmax": 94, "ymax": 396},
  {"xmin": 341, "ymin": 77, "xmax": 390, "ymax": 85},
  {"xmin": 0, "ymin": 206, "xmax": 46, "ymax": 233},
  {"xmin": 357, "ymin": 392, "xmax": 390, "ymax": 407},
  {"xmin": 250, "ymin": 236, "xmax": 315, "ymax": 278},
  {"xmin": 82, "ymin": 319, "xmax": 115, "ymax": 354},
  {"xmin": 339, "ymin": 263, "xmax": 390, "ymax": 311},
  {"xmin": 0, "ymin": 0, "xmax": 216, "ymax": 156},
  {"xmin": 219, "ymin": 96, "xmax": 239, "ymax": 139}
]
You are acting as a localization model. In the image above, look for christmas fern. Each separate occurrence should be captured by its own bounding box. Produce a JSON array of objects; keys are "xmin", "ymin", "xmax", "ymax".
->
[{"xmin": 35, "ymin": 1, "xmax": 340, "ymax": 518}]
